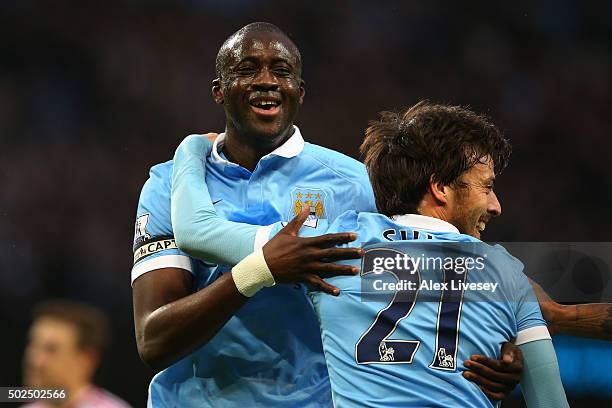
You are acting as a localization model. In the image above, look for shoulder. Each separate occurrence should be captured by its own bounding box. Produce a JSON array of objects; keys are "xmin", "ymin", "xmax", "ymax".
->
[
  {"xmin": 302, "ymin": 142, "xmax": 368, "ymax": 181},
  {"xmin": 355, "ymin": 212, "xmax": 393, "ymax": 229},
  {"xmin": 328, "ymin": 211, "xmax": 390, "ymax": 240},
  {"xmin": 449, "ymin": 239, "xmax": 524, "ymax": 273},
  {"xmin": 134, "ymin": 161, "xmax": 175, "ymax": 246},
  {"xmin": 477, "ymin": 243, "xmax": 527, "ymax": 293},
  {"xmin": 437, "ymin": 232, "xmax": 520, "ymax": 269},
  {"xmin": 138, "ymin": 160, "xmax": 174, "ymax": 202},
  {"xmin": 488, "ymin": 243, "xmax": 525, "ymax": 273},
  {"xmin": 300, "ymin": 143, "xmax": 374, "ymax": 211},
  {"xmin": 145, "ymin": 160, "xmax": 174, "ymax": 188},
  {"xmin": 328, "ymin": 210, "xmax": 359, "ymax": 232}
]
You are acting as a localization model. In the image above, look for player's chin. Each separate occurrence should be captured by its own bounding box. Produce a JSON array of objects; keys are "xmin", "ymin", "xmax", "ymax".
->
[
  {"xmin": 249, "ymin": 120, "xmax": 290, "ymax": 141},
  {"xmin": 464, "ymin": 226, "xmax": 481, "ymax": 239}
]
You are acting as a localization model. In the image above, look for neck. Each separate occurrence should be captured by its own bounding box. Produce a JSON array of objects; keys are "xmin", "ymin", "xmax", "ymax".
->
[
  {"xmin": 223, "ymin": 125, "xmax": 295, "ymax": 171},
  {"xmin": 416, "ymin": 195, "xmax": 450, "ymax": 223}
]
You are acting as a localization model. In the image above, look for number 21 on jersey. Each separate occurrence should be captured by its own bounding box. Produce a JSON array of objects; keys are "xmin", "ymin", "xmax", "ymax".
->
[{"xmin": 355, "ymin": 247, "xmax": 467, "ymax": 371}]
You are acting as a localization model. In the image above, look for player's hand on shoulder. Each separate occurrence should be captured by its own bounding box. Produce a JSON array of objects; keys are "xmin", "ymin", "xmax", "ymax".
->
[
  {"xmin": 462, "ymin": 341, "xmax": 524, "ymax": 401},
  {"xmin": 203, "ymin": 133, "xmax": 218, "ymax": 143},
  {"xmin": 262, "ymin": 208, "xmax": 362, "ymax": 296}
]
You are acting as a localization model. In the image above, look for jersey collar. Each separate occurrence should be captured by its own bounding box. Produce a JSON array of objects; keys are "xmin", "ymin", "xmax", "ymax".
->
[
  {"xmin": 211, "ymin": 125, "xmax": 305, "ymax": 167},
  {"xmin": 391, "ymin": 214, "xmax": 459, "ymax": 233}
]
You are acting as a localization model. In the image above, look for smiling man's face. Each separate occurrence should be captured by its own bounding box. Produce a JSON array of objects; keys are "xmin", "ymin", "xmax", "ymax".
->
[
  {"xmin": 214, "ymin": 30, "xmax": 305, "ymax": 145},
  {"xmin": 446, "ymin": 157, "xmax": 502, "ymax": 239}
]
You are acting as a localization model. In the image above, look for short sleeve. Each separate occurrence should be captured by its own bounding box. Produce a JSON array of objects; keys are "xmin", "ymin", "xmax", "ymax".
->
[
  {"xmin": 512, "ymin": 262, "xmax": 551, "ymax": 345},
  {"xmin": 131, "ymin": 163, "xmax": 194, "ymax": 285}
]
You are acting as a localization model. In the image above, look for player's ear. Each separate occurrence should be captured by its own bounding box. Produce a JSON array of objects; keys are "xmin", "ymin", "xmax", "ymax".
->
[
  {"xmin": 212, "ymin": 78, "xmax": 223, "ymax": 104},
  {"xmin": 429, "ymin": 176, "xmax": 450, "ymax": 205},
  {"xmin": 298, "ymin": 79, "xmax": 305, "ymax": 105}
]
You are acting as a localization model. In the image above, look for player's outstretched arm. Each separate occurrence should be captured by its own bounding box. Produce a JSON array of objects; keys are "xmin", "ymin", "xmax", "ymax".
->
[
  {"xmin": 171, "ymin": 134, "xmax": 265, "ymax": 265},
  {"xmin": 133, "ymin": 209, "xmax": 361, "ymax": 370},
  {"xmin": 530, "ymin": 278, "xmax": 612, "ymax": 340},
  {"xmin": 551, "ymin": 303, "xmax": 612, "ymax": 340}
]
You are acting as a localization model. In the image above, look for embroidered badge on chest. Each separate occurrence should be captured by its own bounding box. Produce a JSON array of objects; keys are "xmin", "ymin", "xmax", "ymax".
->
[{"xmin": 289, "ymin": 188, "xmax": 329, "ymax": 228}]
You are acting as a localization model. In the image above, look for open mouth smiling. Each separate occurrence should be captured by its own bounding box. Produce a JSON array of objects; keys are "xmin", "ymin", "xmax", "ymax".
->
[{"xmin": 248, "ymin": 95, "xmax": 281, "ymax": 117}]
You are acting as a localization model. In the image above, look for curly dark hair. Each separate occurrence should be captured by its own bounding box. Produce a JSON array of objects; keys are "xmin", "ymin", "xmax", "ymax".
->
[{"xmin": 360, "ymin": 101, "xmax": 511, "ymax": 216}]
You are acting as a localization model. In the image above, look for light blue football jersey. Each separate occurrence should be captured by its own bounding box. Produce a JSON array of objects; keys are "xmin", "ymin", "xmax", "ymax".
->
[
  {"xmin": 297, "ymin": 211, "xmax": 550, "ymax": 408},
  {"xmin": 131, "ymin": 127, "xmax": 376, "ymax": 407}
]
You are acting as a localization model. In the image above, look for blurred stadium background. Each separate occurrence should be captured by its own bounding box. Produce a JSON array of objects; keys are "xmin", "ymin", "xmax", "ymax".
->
[{"xmin": 1, "ymin": 1, "xmax": 612, "ymax": 406}]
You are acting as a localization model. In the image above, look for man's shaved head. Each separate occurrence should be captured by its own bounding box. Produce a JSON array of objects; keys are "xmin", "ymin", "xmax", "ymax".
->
[{"xmin": 215, "ymin": 22, "xmax": 302, "ymax": 79}]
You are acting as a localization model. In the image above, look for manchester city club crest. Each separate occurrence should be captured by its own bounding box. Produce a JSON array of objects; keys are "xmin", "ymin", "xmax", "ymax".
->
[{"xmin": 289, "ymin": 188, "xmax": 329, "ymax": 228}]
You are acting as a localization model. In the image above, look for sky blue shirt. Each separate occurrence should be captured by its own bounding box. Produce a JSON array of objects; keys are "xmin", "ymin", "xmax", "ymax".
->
[
  {"xmin": 131, "ymin": 127, "xmax": 376, "ymax": 407},
  {"xmin": 293, "ymin": 211, "xmax": 550, "ymax": 407},
  {"xmin": 165, "ymin": 132, "xmax": 565, "ymax": 408}
]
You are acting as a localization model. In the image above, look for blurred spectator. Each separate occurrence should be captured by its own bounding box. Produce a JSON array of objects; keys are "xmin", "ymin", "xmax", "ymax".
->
[{"xmin": 22, "ymin": 300, "xmax": 130, "ymax": 408}]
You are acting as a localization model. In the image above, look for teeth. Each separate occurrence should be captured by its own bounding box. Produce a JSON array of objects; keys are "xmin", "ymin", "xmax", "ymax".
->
[
  {"xmin": 254, "ymin": 100, "xmax": 278, "ymax": 107},
  {"xmin": 477, "ymin": 222, "xmax": 486, "ymax": 232}
]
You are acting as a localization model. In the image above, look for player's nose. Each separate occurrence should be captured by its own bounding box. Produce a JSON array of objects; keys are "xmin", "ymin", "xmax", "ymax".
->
[
  {"xmin": 488, "ymin": 191, "xmax": 501, "ymax": 217},
  {"xmin": 252, "ymin": 67, "xmax": 279, "ymax": 90}
]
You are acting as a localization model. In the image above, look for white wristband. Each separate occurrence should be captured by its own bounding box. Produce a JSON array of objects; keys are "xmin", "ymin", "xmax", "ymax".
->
[{"xmin": 231, "ymin": 249, "xmax": 276, "ymax": 297}]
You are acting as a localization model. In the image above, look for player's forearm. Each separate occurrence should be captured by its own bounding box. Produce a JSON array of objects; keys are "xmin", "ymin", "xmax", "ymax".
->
[
  {"xmin": 171, "ymin": 134, "xmax": 260, "ymax": 265},
  {"xmin": 530, "ymin": 278, "xmax": 612, "ymax": 340},
  {"xmin": 550, "ymin": 303, "xmax": 612, "ymax": 340},
  {"xmin": 137, "ymin": 273, "xmax": 247, "ymax": 370},
  {"xmin": 519, "ymin": 339, "xmax": 569, "ymax": 408},
  {"xmin": 174, "ymin": 218, "xmax": 260, "ymax": 266}
]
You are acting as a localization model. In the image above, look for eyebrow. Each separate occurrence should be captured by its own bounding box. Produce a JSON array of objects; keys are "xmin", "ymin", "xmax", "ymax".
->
[
  {"xmin": 232, "ymin": 59, "xmax": 296, "ymax": 77},
  {"xmin": 270, "ymin": 58, "xmax": 294, "ymax": 66},
  {"xmin": 236, "ymin": 55, "xmax": 295, "ymax": 65},
  {"xmin": 234, "ymin": 56, "xmax": 259, "ymax": 65}
]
